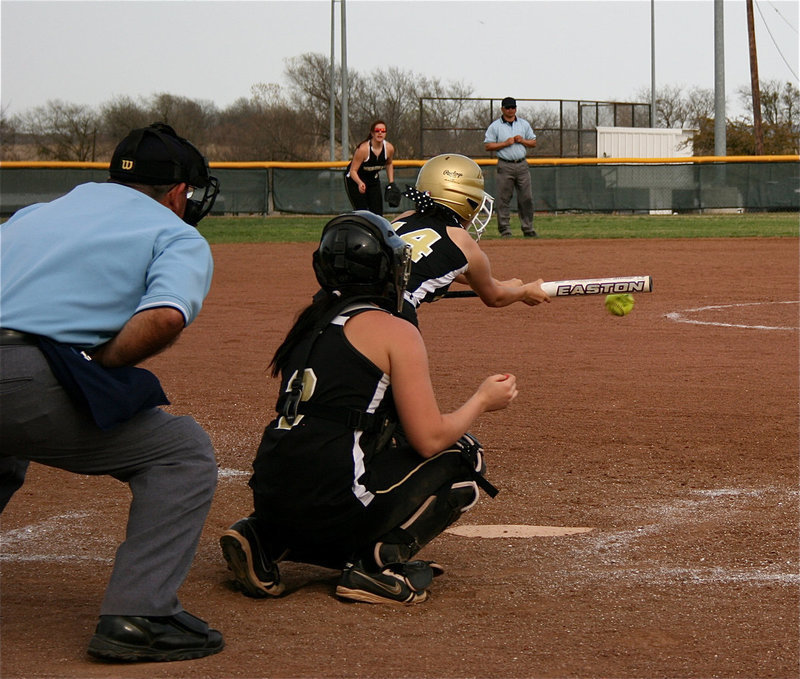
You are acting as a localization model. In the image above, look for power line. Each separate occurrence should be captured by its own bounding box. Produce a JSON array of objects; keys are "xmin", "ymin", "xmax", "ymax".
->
[
  {"xmin": 765, "ymin": 0, "xmax": 798, "ymax": 34},
  {"xmin": 755, "ymin": 0, "xmax": 799, "ymax": 81}
]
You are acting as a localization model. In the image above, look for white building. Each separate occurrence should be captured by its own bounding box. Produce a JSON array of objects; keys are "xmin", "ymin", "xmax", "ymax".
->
[{"xmin": 596, "ymin": 126, "xmax": 695, "ymax": 158}]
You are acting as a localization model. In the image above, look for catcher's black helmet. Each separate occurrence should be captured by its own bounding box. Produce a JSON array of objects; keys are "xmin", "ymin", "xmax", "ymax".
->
[
  {"xmin": 109, "ymin": 122, "xmax": 220, "ymax": 226},
  {"xmin": 313, "ymin": 211, "xmax": 411, "ymax": 313}
]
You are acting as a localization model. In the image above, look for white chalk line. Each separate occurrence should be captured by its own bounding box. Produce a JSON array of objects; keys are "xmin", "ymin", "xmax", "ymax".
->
[
  {"xmin": 218, "ymin": 467, "xmax": 250, "ymax": 479},
  {"xmin": 3, "ymin": 483, "xmax": 796, "ymax": 588},
  {"xmin": 569, "ymin": 486, "xmax": 799, "ymax": 588},
  {"xmin": 665, "ymin": 300, "xmax": 799, "ymax": 330},
  {"xmin": 0, "ymin": 511, "xmax": 114, "ymax": 564}
]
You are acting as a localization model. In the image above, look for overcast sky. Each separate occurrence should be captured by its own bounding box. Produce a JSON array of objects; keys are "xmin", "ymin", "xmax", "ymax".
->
[{"xmin": 1, "ymin": 0, "xmax": 798, "ymax": 120}]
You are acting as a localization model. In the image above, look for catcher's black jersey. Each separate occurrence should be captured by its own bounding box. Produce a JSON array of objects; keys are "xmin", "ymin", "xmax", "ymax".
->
[
  {"xmin": 392, "ymin": 210, "xmax": 469, "ymax": 315},
  {"xmin": 251, "ymin": 303, "xmax": 394, "ymax": 535}
]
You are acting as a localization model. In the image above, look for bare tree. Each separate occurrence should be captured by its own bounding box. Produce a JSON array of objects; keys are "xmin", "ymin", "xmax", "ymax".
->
[
  {"xmin": 144, "ymin": 93, "xmax": 219, "ymax": 148},
  {"xmin": 0, "ymin": 106, "xmax": 22, "ymax": 160},
  {"xmin": 100, "ymin": 95, "xmax": 150, "ymax": 144},
  {"xmin": 738, "ymin": 79, "xmax": 800, "ymax": 127},
  {"xmin": 284, "ymin": 53, "xmax": 476, "ymax": 158},
  {"xmin": 636, "ymin": 84, "xmax": 715, "ymax": 129},
  {"xmin": 683, "ymin": 86, "xmax": 715, "ymax": 128},
  {"xmin": 779, "ymin": 81, "xmax": 799, "ymax": 128},
  {"xmin": 215, "ymin": 83, "xmax": 321, "ymax": 161},
  {"xmin": 284, "ymin": 52, "xmax": 354, "ymax": 151},
  {"xmin": 18, "ymin": 100, "xmax": 100, "ymax": 161}
]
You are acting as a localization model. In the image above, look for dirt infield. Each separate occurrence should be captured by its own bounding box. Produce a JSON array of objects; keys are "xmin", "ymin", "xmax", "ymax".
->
[{"xmin": 1, "ymin": 237, "xmax": 798, "ymax": 679}]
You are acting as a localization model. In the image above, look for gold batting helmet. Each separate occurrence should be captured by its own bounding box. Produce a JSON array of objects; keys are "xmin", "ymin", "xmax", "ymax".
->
[{"xmin": 415, "ymin": 154, "xmax": 494, "ymax": 240}]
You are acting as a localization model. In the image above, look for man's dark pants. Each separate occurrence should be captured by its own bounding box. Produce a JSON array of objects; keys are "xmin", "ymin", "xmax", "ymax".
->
[{"xmin": 495, "ymin": 159, "xmax": 535, "ymax": 237}]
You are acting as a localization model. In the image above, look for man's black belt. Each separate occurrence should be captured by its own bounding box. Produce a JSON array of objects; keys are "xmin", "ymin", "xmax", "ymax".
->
[
  {"xmin": 0, "ymin": 329, "xmax": 38, "ymax": 346},
  {"xmin": 499, "ymin": 158, "xmax": 526, "ymax": 163}
]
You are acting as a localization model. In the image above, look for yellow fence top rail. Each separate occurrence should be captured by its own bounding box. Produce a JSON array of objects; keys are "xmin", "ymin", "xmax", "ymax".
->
[{"xmin": 1, "ymin": 156, "xmax": 797, "ymax": 170}]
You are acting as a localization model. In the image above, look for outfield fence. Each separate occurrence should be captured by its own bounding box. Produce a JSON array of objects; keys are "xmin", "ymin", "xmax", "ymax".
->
[{"xmin": 1, "ymin": 157, "xmax": 797, "ymax": 217}]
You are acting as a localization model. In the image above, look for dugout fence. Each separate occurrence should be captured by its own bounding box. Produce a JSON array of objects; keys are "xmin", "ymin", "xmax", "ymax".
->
[{"xmin": 1, "ymin": 157, "xmax": 797, "ymax": 217}]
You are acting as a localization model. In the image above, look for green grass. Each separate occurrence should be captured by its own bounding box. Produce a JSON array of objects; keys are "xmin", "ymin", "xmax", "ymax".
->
[{"xmin": 198, "ymin": 212, "xmax": 799, "ymax": 244}]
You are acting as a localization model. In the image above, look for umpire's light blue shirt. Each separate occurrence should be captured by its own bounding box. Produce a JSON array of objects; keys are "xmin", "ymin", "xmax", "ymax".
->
[
  {"xmin": 484, "ymin": 116, "xmax": 537, "ymax": 161},
  {"xmin": 0, "ymin": 182, "xmax": 213, "ymax": 347}
]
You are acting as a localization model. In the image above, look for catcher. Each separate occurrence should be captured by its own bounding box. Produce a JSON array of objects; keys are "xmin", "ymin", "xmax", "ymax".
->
[{"xmin": 220, "ymin": 211, "xmax": 516, "ymax": 604}]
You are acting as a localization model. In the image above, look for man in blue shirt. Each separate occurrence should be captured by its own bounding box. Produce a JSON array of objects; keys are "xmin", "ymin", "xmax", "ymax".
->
[
  {"xmin": 484, "ymin": 97, "xmax": 538, "ymax": 238},
  {"xmin": 0, "ymin": 123, "xmax": 224, "ymax": 663}
]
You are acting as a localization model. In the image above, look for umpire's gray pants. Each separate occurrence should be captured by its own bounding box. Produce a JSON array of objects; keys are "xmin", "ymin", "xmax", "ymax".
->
[
  {"xmin": 495, "ymin": 159, "xmax": 535, "ymax": 236},
  {"xmin": 0, "ymin": 345, "xmax": 218, "ymax": 617}
]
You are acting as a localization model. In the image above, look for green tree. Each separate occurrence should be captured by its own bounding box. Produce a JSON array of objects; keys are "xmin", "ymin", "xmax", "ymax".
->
[{"xmin": 692, "ymin": 80, "xmax": 800, "ymax": 155}]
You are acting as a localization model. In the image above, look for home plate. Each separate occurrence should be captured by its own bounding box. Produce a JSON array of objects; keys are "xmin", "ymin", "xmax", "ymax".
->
[{"xmin": 445, "ymin": 524, "xmax": 594, "ymax": 538}]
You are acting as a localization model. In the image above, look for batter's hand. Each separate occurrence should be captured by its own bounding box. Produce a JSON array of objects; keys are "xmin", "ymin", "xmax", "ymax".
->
[
  {"xmin": 478, "ymin": 373, "xmax": 518, "ymax": 412},
  {"xmin": 521, "ymin": 279, "xmax": 550, "ymax": 306}
]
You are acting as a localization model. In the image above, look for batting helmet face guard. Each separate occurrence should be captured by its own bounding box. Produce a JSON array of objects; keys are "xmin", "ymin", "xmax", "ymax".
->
[
  {"xmin": 415, "ymin": 154, "xmax": 494, "ymax": 240},
  {"xmin": 109, "ymin": 122, "xmax": 220, "ymax": 226},
  {"xmin": 313, "ymin": 211, "xmax": 412, "ymax": 313}
]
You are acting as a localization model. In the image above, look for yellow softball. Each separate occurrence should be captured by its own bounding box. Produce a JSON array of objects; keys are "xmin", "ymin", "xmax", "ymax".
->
[{"xmin": 605, "ymin": 293, "xmax": 635, "ymax": 316}]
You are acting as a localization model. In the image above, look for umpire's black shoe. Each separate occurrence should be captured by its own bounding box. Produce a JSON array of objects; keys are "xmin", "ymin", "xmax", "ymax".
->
[
  {"xmin": 87, "ymin": 611, "xmax": 224, "ymax": 662},
  {"xmin": 220, "ymin": 516, "xmax": 285, "ymax": 598}
]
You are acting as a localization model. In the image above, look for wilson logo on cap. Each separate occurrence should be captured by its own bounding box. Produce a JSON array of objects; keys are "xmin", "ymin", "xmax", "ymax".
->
[{"xmin": 121, "ymin": 159, "xmax": 134, "ymax": 170}]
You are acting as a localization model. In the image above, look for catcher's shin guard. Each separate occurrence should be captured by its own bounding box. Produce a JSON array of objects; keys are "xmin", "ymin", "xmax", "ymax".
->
[{"xmin": 373, "ymin": 479, "xmax": 480, "ymax": 568}]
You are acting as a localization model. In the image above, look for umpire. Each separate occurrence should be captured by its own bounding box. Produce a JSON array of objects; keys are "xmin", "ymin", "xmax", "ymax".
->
[
  {"xmin": 0, "ymin": 123, "xmax": 224, "ymax": 662},
  {"xmin": 483, "ymin": 96, "xmax": 538, "ymax": 238}
]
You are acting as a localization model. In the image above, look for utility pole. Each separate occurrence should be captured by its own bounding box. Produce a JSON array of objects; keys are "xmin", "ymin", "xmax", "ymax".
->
[
  {"xmin": 713, "ymin": 0, "xmax": 726, "ymax": 156},
  {"xmin": 650, "ymin": 0, "xmax": 656, "ymax": 127},
  {"xmin": 329, "ymin": 0, "xmax": 336, "ymax": 161},
  {"xmin": 745, "ymin": 0, "xmax": 764, "ymax": 154},
  {"xmin": 341, "ymin": 0, "xmax": 349, "ymax": 161}
]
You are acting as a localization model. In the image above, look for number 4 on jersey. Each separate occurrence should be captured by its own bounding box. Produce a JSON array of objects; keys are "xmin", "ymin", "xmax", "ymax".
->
[{"xmin": 396, "ymin": 227, "xmax": 441, "ymax": 263}]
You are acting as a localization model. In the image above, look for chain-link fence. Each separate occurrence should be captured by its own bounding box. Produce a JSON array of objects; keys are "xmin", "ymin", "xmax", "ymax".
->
[{"xmin": 418, "ymin": 97, "xmax": 652, "ymax": 159}]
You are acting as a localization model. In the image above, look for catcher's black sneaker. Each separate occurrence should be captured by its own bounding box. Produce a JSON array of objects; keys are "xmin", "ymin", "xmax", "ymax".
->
[
  {"xmin": 373, "ymin": 542, "xmax": 445, "ymax": 576},
  {"xmin": 87, "ymin": 611, "xmax": 224, "ymax": 662},
  {"xmin": 336, "ymin": 560, "xmax": 432, "ymax": 605},
  {"xmin": 220, "ymin": 516, "xmax": 285, "ymax": 598}
]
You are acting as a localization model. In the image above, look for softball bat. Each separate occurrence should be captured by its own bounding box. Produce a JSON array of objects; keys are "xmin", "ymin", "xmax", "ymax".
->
[{"xmin": 443, "ymin": 275, "xmax": 653, "ymax": 299}]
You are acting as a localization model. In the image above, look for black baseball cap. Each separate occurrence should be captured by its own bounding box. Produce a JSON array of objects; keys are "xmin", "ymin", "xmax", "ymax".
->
[
  {"xmin": 109, "ymin": 122, "xmax": 211, "ymax": 187},
  {"xmin": 501, "ymin": 97, "xmax": 517, "ymax": 109}
]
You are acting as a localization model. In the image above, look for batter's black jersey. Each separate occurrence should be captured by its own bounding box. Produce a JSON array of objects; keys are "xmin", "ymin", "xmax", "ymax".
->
[
  {"xmin": 392, "ymin": 210, "xmax": 469, "ymax": 315},
  {"xmin": 347, "ymin": 141, "xmax": 388, "ymax": 185},
  {"xmin": 251, "ymin": 303, "xmax": 395, "ymax": 535}
]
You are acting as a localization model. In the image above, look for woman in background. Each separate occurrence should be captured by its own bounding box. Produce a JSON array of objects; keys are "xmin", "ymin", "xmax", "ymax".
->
[{"xmin": 344, "ymin": 120, "xmax": 398, "ymax": 215}]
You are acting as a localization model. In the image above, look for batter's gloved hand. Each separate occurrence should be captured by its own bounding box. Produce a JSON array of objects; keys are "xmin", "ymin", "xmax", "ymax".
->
[{"xmin": 384, "ymin": 183, "xmax": 401, "ymax": 207}]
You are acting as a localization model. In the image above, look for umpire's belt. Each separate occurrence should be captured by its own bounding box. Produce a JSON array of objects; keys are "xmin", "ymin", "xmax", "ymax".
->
[
  {"xmin": 498, "ymin": 157, "xmax": 526, "ymax": 163},
  {"xmin": 0, "ymin": 329, "xmax": 38, "ymax": 346}
]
